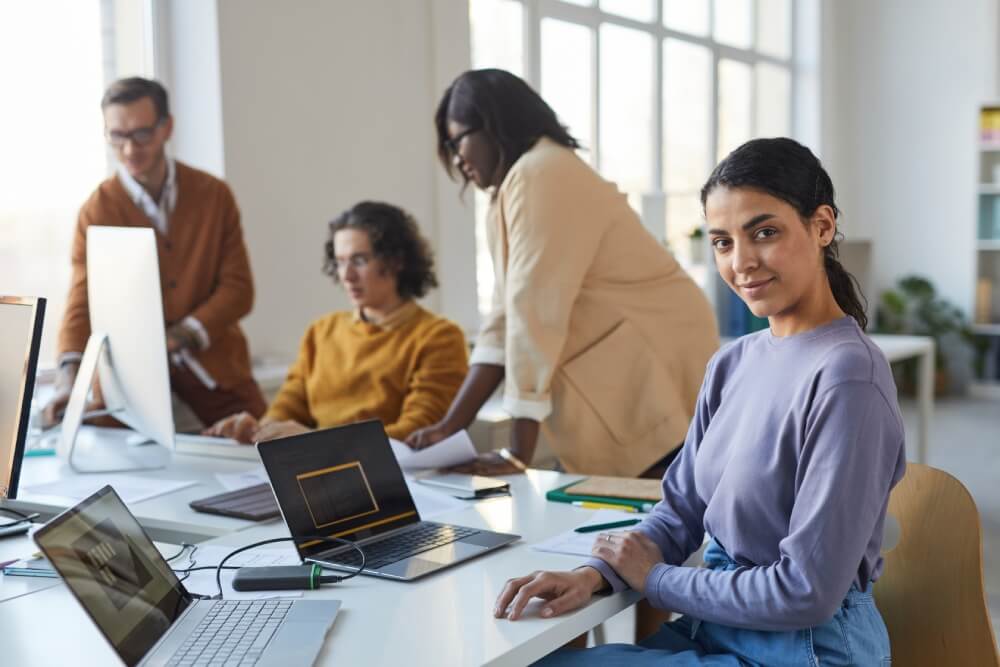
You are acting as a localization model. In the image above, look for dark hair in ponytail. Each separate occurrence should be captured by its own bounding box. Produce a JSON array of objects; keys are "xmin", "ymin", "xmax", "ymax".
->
[{"xmin": 699, "ymin": 137, "xmax": 868, "ymax": 330}]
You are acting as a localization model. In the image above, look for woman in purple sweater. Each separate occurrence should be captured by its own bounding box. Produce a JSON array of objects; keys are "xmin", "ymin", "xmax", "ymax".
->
[{"xmin": 495, "ymin": 137, "xmax": 906, "ymax": 666}]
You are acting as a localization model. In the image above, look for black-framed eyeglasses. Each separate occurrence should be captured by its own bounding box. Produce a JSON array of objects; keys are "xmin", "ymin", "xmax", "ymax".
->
[
  {"xmin": 444, "ymin": 127, "xmax": 480, "ymax": 154},
  {"xmin": 106, "ymin": 118, "xmax": 166, "ymax": 147}
]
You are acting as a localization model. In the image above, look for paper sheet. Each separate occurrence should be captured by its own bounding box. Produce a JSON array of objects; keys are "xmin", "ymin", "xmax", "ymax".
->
[
  {"xmin": 24, "ymin": 476, "xmax": 197, "ymax": 505},
  {"xmin": 215, "ymin": 467, "xmax": 269, "ymax": 491},
  {"xmin": 389, "ymin": 430, "xmax": 477, "ymax": 471},
  {"xmin": 172, "ymin": 544, "xmax": 304, "ymax": 600},
  {"xmin": 405, "ymin": 476, "xmax": 472, "ymax": 518},
  {"xmin": 531, "ymin": 510, "xmax": 642, "ymax": 557}
]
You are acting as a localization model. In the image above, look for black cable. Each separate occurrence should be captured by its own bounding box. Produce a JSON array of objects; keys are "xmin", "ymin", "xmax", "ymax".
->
[
  {"xmin": 0, "ymin": 507, "xmax": 39, "ymax": 528},
  {"xmin": 164, "ymin": 542, "xmax": 196, "ymax": 562},
  {"xmin": 213, "ymin": 535, "xmax": 366, "ymax": 600}
]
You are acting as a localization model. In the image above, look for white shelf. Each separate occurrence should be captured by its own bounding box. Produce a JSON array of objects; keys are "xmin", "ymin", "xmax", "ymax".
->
[
  {"xmin": 981, "ymin": 142, "xmax": 1000, "ymax": 152},
  {"xmin": 977, "ymin": 239, "xmax": 1000, "ymax": 250},
  {"xmin": 979, "ymin": 184, "xmax": 1000, "ymax": 194},
  {"xmin": 971, "ymin": 322, "xmax": 1000, "ymax": 335}
]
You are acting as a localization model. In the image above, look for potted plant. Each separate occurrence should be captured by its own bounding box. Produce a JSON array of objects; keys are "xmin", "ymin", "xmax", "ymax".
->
[
  {"xmin": 875, "ymin": 275, "xmax": 983, "ymax": 395},
  {"xmin": 688, "ymin": 226, "xmax": 706, "ymax": 264}
]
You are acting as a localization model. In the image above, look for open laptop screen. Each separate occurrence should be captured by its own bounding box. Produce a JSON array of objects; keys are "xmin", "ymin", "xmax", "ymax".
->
[
  {"xmin": 0, "ymin": 296, "xmax": 45, "ymax": 500},
  {"xmin": 33, "ymin": 486, "xmax": 191, "ymax": 667},
  {"xmin": 258, "ymin": 420, "xmax": 419, "ymax": 559}
]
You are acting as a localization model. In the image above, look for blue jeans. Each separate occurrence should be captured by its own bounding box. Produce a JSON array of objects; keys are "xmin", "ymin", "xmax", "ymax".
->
[{"xmin": 535, "ymin": 540, "xmax": 891, "ymax": 666}]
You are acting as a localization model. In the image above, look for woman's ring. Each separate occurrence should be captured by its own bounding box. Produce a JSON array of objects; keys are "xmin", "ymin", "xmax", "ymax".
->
[{"xmin": 605, "ymin": 534, "xmax": 612, "ymax": 542}]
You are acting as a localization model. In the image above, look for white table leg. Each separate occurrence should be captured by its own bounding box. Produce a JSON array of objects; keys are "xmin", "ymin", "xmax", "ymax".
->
[{"xmin": 915, "ymin": 344, "xmax": 935, "ymax": 464}]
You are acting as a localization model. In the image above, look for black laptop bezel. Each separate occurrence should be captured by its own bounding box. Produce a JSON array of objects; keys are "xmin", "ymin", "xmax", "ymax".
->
[
  {"xmin": 256, "ymin": 420, "xmax": 423, "ymax": 562},
  {"xmin": 1, "ymin": 295, "xmax": 45, "ymax": 500},
  {"xmin": 33, "ymin": 485, "xmax": 195, "ymax": 666}
]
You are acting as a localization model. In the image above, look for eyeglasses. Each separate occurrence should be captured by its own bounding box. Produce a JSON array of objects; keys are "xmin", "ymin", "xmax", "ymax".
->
[
  {"xmin": 444, "ymin": 127, "xmax": 480, "ymax": 154},
  {"xmin": 106, "ymin": 118, "xmax": 165, "ymax": 147},
  {"xmin": 330, "ymin": 253, "xmax": 374, "ymax": 273}
]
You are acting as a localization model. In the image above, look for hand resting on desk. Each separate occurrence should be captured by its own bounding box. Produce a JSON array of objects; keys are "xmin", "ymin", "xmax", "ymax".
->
[{"xmin": 494, "ymin": 530, "xmax": 662, "ymax": 620}]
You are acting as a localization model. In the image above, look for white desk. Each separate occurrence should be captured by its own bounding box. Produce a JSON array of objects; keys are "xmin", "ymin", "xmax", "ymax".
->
[
  {"xmin": 1, "ymin": 469, "xmax": 642, "ymax": 666},
  {"xmin": 869, "ymin": 334, "xmax": 935, "ymax": 463},
  {"xmin": 7, "ymin": 441, "xmax": 269, "ymax": 543}
]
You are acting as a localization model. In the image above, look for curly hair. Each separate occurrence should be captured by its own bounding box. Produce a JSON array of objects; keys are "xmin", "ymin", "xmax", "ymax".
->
[{"xmin": 322, "ymin": 201, "xmax": 439, "ymax": 300}]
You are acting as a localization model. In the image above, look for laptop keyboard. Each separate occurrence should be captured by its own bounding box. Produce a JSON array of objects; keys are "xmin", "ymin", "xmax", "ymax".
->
[
  {"xmin": 322, "ymin": 523, "xmax": 480, "ymax": 570},
  {"xmin": 166, "ymin": 599, "xmax": 293, "ymax": 666}
]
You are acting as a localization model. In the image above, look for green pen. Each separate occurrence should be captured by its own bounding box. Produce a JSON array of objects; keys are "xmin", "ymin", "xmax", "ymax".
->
[{"xmin": 574, "ymin": 518, "xmax": 641, "ymax": 533}]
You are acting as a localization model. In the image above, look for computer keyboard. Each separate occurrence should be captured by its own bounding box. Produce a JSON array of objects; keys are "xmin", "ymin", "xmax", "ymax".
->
[
  {"xmin": 189, "ymin": 483, "xmax": 281, "ymax": 521},
  {"xmin": 322, "ymin": 523, "xmax": 480, "ymax": 570},
  {"xmin": 166, "ymin": 599, "xmax": 292, "ymax": 666}
]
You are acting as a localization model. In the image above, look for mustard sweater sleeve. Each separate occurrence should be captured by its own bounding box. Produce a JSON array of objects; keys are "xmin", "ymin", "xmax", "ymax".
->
[
  {"xmin": 265, "ymin": 325, "xmax": 317, "ymax": 427},
  {"xmin": 384, "ymin": 320, "xmax": 469, "ymax": 440}
]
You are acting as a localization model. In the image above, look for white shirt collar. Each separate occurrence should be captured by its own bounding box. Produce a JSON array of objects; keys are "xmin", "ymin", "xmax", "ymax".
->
[{"xmin": 117, "ymin": 157, "xmax": 177, "ymax": 235}]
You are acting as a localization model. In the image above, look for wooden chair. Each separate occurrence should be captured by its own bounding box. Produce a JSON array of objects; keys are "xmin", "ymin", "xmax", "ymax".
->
[{"xmin": 874, "ymin": 463, "xmax": 999, "ymax": 666}]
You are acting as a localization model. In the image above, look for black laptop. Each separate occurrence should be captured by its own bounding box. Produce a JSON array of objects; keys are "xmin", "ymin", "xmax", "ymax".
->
[
  {"xmin": 257, "ymin": 420, "xmax": 520, "ymax": 581},
  {"xmin": 34, "ymin": 486, "xmax": 340, "ymax": 667}
]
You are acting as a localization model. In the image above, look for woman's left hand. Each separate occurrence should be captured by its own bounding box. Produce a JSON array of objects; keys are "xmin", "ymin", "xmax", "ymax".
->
[
  {"xmin": 589, "ymin": 530, "xmax": 663, "ymax": 591},
  {"xmin": 449, "ymin": 452, "xmax": 524, "ymax": 476},
  {"xmin": 253, "ymin": 420, "xmax": 310, "ymax": 443}
]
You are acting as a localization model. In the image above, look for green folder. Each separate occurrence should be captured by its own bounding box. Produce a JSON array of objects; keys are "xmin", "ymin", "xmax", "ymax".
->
[{"xmin": 545, "ymin": 479, "xmax": 654, "ymax": 512}]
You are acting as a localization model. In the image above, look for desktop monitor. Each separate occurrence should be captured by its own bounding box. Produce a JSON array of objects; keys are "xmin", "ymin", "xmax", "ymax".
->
[
  {"xmin": 59, "ymin": 227, "xmax": 175, "ymax": 471},
  {"xmin": 0, "ymin": 296, "xmax": 45, "ymax": 500}
]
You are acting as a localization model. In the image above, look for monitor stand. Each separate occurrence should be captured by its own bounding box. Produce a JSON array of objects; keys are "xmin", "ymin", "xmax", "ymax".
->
[{"xmin": 58, "ymin": 333, "xmax": 170, "ymax": 473}]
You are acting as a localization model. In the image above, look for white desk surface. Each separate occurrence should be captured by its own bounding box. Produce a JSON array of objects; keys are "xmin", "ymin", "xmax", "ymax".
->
[
  {"xmin": 0, "ymin": 469, "xmax": 642, "ymax": 666},
  {"xmin": 867, "ymin": 333, "xmax": 934, "ymax": 362},
  {"xmin": 7, "ymin": 443, "xmax": 270, "ymax": 542}
]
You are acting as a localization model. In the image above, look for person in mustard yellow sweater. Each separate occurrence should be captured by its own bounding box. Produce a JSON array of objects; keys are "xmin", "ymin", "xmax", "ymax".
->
[{"xmin": 204, "ymin": 201, "xmax": 468, "ymax": 444}]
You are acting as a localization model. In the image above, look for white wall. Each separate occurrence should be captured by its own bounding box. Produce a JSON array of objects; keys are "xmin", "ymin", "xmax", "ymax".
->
[
  {"xmin": 166, "ymin": 0, "xmax": 476, "ymax": 361},
  {"xmin": 159, "ymin": 0, "xmax": 226, "ymax": 177},
  {"xmin": 821, "ymin": 0, "xmax": 998, "ymax": 316}
]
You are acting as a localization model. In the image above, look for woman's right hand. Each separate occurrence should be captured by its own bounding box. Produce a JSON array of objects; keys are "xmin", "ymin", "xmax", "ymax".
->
[
  {"xmin": 405, "ymin": 421, "xmax": 456, "ymax": 450},
  {"xmin": 493, "ymin": 567, "xmax": 606, "ymax": 621},
  {"xmin": 203, "ymin": 411, "xmax": 259, "ymax": 444}
]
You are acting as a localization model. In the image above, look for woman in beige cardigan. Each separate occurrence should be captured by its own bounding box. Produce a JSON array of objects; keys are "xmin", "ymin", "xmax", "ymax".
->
[{"xmin": 408, "ymin": 69, "xmax": 718, "ymax": 477}]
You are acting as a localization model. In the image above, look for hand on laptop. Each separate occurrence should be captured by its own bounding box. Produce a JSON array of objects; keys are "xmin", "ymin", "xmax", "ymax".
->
[
  {"xmin": 253, "ymin": 419, "xmax": 309, "ymax": 442},
  {"xmin": 494, "ymin": 566, "xmax": 606, "ymax": 621},
  {"xmin": 204, "ymin": 413, "xmax": 311, "ymax": 444},
  {"xmin": 203, "ymin": 411, "xmax": 259, "ymax": 443}
]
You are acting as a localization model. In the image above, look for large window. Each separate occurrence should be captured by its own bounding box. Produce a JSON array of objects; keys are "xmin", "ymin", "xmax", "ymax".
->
[
  {"xmin": 469, "ymin": 0, "xmax": 794, "ymax": 317},
  {"xmin": 0, "ymin": 0, "xmax": 154, "ymax": 366}
]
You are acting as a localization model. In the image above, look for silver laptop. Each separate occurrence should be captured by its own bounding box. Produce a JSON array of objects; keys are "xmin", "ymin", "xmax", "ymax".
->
[
  {"xmin": 34, "ymin": 486, "xmax": 340, "ymax": 667},
  {"xmin": 257, "ymin": 420, "xmax": 520, "ymax": 581}
]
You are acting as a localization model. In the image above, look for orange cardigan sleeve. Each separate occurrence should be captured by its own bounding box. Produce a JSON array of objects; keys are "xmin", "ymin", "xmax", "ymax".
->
[
  {"xmin": 265, "ymin": 325, "xmax": 317, "ymax": 427},
  {"xmin": 383, "ymin": 320, "xmax": 469, "ymax": 440},
  {"xmin": 188, "ymin": 184, "xmax": 255, "ymax": 344},
  {"xmin": 57, "ymin": 203, "xmax": 96, "ymax": 357}
]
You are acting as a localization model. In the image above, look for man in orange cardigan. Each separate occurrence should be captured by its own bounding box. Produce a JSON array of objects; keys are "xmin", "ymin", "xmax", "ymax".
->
[{"xmin": 43, "ymin": 77, "xmax": 265, "ymax": 429}]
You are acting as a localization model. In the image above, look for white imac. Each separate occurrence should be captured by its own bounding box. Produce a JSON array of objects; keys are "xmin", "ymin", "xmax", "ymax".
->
[
  {"xmin": 59, "ymin": 226, "xmax": 175, "ymax": 472},
  {"xmin": 0, "ymin": 296, "xmax": 45, "ymax": 500}
]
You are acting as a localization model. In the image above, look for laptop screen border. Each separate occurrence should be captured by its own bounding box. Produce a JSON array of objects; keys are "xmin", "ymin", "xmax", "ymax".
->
[
  {"xmin": 0, "ymin": 295, "xmax": 45, "ymax": 500},
  {"xmin": 257, "ymin": 420, "xmax": 423, "ymax": 561},
  {"xmin": 33, "ymin": 485, "xmax": 194, "ymax": 666}
]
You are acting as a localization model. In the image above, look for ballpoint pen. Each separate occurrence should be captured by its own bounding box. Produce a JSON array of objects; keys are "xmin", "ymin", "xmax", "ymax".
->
[{"xmin": 574, "ymin": 518, "xmax": 642, "ymax": 533}]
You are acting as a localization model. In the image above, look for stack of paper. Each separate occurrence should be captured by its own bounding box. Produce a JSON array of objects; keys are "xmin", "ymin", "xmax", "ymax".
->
[
  {"xmin": 388, "ymin": 430, "xmax": 477, "ymax": 471},
  {"xmin": 532, "ymin": 510, "xmax": 642, "ymax": 557}
]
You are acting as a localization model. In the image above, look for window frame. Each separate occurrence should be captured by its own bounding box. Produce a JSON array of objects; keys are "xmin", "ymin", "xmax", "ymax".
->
[{"xmin": 489, "ymin": 0, "xmax": 797, "ymax": 228}]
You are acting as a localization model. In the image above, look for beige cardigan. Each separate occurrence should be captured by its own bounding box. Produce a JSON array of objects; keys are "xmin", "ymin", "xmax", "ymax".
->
[{"xmin": 472, "ymin": 138, "xmax": 719, "ymax": 476}]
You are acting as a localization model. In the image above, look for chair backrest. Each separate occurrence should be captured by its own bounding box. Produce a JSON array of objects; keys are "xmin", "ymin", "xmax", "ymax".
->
[{"xmin": 874, "ymin": 463, "xmax": 999, "ymax": 666}]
